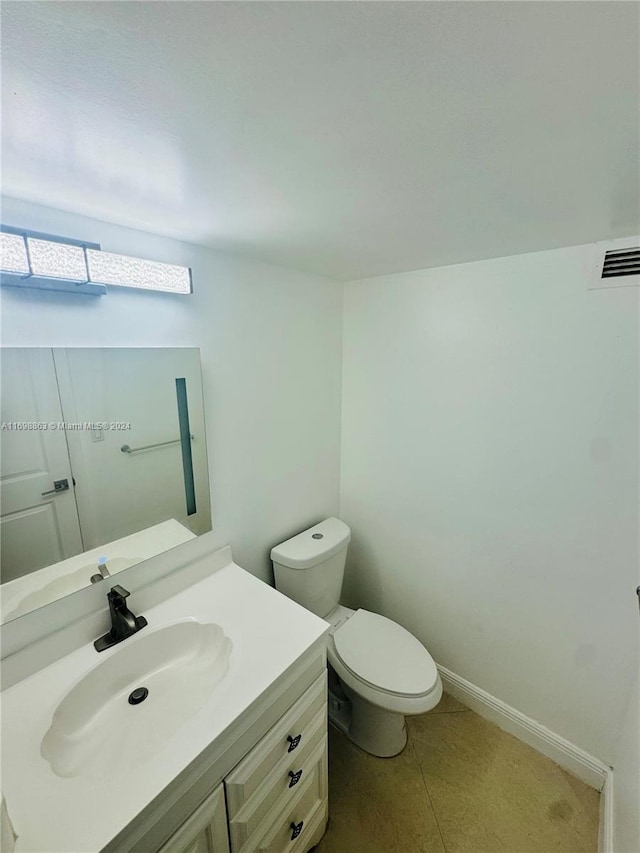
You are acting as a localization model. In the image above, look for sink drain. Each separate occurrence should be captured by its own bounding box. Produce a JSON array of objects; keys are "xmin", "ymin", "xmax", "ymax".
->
[{"xmin": 128, "ymin": 687, "xmax": 149, "ymax": 705}]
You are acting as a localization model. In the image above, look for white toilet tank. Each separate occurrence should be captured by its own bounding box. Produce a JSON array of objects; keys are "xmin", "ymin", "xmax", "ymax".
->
[{"xmin": 270, "ymin": 518, "xmax": 351, "ymax": 618}]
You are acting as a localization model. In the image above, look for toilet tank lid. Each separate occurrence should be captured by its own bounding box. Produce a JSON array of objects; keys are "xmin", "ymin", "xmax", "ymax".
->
[{"xmin": 270, "ymin": 517, "xmax": 351, "ymax": 569}]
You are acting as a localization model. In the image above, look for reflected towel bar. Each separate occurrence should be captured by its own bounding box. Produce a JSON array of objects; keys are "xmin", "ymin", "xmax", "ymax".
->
[{"xmin": 121, "ymin": 434, "xmax": 194, "ymax": 454}]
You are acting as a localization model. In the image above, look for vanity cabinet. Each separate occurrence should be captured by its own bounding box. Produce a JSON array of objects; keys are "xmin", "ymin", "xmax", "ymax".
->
[
  {"xmin": 158, "ymin": 786, "xmax": 229, "ymax": 853},
  {"xmin": 225, "ymin": 673, "xmax": 328, "ymax": 853},
  {"xmin": 131, "ymin": 669, "xmax": 328, "ymax": 853}
]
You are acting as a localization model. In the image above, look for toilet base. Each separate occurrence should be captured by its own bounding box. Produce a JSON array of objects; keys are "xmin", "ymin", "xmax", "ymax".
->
[
  {"xmin": 344, "ymin": 687, "xmax": 408, "ymax": 757},
  {"xmin": 328, "ymin": 675, "xmax": 408, "ymax": 757}
]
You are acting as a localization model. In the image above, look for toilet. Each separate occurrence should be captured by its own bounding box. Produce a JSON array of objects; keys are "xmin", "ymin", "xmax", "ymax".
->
[{"xmin": 271, "ymin": 517, "xmax": 442, "ymax": 757}]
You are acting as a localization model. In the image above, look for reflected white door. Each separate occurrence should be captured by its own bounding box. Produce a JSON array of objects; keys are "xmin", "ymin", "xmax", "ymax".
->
[
  {"xmin": 0, "ymin": 348, "xmax": 83, "ymax": 583},
  {"xmin": 54, "ymin": 348, "xmax": 211, "ymax": 550}
]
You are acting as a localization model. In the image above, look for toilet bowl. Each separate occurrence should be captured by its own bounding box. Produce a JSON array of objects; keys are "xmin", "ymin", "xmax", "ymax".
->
[
  {"xmin": 324, "ymin": 604, "xmax": 442, "ymax": 755},
  {"xmin": 271, "ymin": 519, "xmax": 443, "ymax": 757}
]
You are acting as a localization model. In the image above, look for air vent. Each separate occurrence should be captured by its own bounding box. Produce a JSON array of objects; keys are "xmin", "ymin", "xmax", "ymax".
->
[{"xmin": 601, "ymin": 247, "xmax": 640, "ymax": 279}]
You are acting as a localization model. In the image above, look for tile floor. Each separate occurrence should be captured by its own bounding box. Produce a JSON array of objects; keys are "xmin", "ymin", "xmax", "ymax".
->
[{"xmin": 314, "ymin": 693, "xmax": 600, "ymax": 853}]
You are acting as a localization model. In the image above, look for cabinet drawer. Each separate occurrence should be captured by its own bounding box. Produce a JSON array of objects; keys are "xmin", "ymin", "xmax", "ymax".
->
[
  {"xmin": 228, "ymin": 733, "xmax": 326, "ymax": 852},
  {"xmin": 225, "ymin": 672, "xmax": 326, "ymax": 817},
  {"xmin": 248, "ymin": 738, "xmax": 327, "ymax": 853}
]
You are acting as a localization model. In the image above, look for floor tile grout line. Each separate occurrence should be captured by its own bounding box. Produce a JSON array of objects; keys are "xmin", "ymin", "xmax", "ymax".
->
[
  {"xmin": 427, "ymin": 709, "xmax": 471, "ymax": 715},
  {"xmin": 407, "ymin": 725, "xmax": 450, "ymax": 853}
]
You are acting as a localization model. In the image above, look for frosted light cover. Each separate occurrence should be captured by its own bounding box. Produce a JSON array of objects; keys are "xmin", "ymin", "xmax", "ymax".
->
[
  {"xmin": 0, "ymin": 233, "xmax": 29, "ymax": 274},
  {"xmin": 86, "ymin": 249, "xmax": 192, "ymax": 293},
  {"xmin": 27, "ymin": 238, "xmax": 88, "ymax": 281}
]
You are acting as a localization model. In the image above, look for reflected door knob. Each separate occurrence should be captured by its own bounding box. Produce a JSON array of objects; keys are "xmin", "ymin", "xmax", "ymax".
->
[{"xmin": 41, "ymin": 478, "xmax": 69, "ymax": 496}]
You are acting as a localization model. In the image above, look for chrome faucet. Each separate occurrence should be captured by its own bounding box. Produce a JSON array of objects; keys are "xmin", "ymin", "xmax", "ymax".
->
[
  {"xmin": 94, "ymin": 585, "xmax": 147, "ymax": 652},
  {"xmin": 90, "ymin": 557, "xmax": 110, "ymax": 584}
]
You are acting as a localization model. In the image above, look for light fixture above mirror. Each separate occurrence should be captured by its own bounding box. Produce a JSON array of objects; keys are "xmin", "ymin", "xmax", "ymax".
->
[{"xmin": 0, "ymin": 226, "xmax": 192, "ymax": 295}]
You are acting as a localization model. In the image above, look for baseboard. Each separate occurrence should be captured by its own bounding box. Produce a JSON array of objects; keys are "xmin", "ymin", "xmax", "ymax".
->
[
  {"xmin": 598, "ymin": 770, "xmax": 614, "ymax": 853},
  {"xmin": 437, "ymin": 664, "xmax": 610, "ymax": 791}
]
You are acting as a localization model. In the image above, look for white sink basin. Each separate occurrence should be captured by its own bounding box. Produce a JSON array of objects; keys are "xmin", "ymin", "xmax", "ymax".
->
[{"xmin": 41, "ymin": 619, "xmax": 232, "ymax": 779}]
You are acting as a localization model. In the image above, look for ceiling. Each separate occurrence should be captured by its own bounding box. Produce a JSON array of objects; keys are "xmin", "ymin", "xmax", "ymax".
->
[{"xmin": 1, "ymin": 1, "xmax": 638, "ymax": 281}]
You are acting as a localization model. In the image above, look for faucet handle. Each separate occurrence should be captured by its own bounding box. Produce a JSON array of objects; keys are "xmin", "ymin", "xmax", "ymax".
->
[{"xmin": 108, "ymin": 584, "xmax": 130, "ymax": 601}]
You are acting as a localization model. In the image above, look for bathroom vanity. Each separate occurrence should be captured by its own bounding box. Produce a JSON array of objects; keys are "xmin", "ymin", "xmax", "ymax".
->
[
  {"xmin": 0, "ymin": 542, "xmax": 330, "ymax": 853},
  {"xmin": 126, "ymin": 668, "xmax": 328, "ymax": 853}
]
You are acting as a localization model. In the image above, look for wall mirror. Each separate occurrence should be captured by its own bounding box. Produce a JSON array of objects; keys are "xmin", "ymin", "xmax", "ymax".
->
[{"xmin": 0, "ymin": 347, "xmax": 212, "ymax": 623}]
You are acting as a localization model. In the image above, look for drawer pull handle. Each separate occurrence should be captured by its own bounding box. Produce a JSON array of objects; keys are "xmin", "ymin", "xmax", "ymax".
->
[
  {"xmin": 287, "ymin": 734, "xmax": 302, "ymax": 752},
  {"xmin": 288, "ymin": 769, "xmax": 303, "ymax": 788},
  {"xmin": 289, "ymin": 820, "xmax": 304, "ymax": 841}
]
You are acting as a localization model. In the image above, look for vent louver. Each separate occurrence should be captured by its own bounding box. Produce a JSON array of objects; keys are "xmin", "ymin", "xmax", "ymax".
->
[{"xmin": 601, "ymin": 247, "xmax": 640, "ymax": 279}]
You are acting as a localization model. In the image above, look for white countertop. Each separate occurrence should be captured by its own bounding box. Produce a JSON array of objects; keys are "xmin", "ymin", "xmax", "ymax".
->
[
  {"xmin": 1, "ymin": 519, "xmax": 197, "ymax": 623},
  {"xmin": 1, "ymin": 550, "xmax": 329, "ymax": 852}
]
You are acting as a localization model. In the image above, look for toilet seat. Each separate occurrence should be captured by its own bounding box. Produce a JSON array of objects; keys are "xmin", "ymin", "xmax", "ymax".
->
[
  {"xmin": 328, "ymin": 609, "xmax": 442, "ymax": 714},
  {"xmin": 333, "ymin": 609, "xmax": 438, "ymax": 696}
]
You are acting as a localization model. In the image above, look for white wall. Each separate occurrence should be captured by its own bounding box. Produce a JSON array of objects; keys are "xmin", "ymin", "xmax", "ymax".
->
[
  {"xmin": 0, "ymin": 196, "xmax": 343, "ymax": 583},
  {"xmin": 341, "ymin": 242, "xmax": 638, "ymax": 766},
  {"xmin": 610, "ymin": 294, "xmax": 640, "ymax": 853},
  {"xmin": 612, "ymin": 664, "xmax": 640, "ymax": 853}
]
